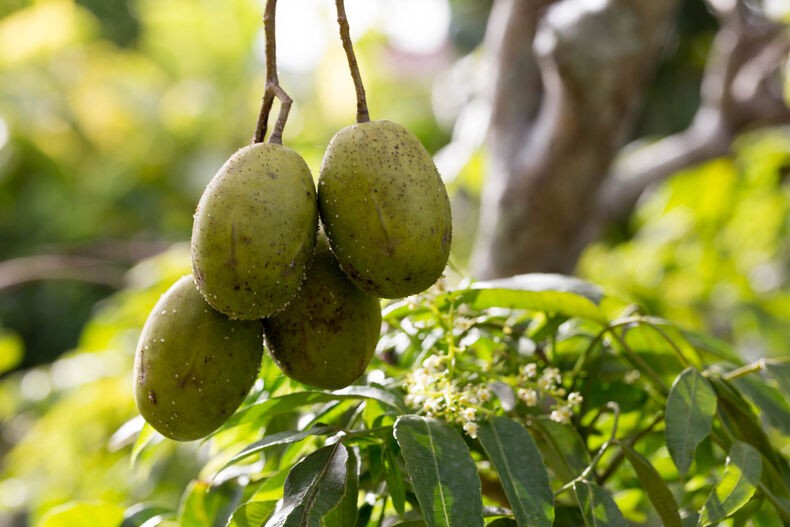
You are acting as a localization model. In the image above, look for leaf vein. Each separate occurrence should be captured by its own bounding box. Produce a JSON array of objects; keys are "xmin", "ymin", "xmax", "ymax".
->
[{"xmin": 425, "ymin": 420, "xmax": 451, "ymax": 526}]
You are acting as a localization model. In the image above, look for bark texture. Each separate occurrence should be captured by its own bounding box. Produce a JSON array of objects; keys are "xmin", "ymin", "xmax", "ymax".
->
[{"xmin": 471, "ymin": 0, "xmax": 790, "ymax": 279}]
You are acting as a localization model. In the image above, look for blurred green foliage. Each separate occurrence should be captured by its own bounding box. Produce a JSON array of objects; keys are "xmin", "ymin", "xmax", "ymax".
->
[
  {"xmin": 0, "ymin": 0, "xmax": 789, "ymax": 525},
  {"xmin": 0, "ymin": 0, "xmax": 450, "ymax": 368},
  {"xmin": 579, "ymin": 130, "xmax": 790, "ymax": 360}
]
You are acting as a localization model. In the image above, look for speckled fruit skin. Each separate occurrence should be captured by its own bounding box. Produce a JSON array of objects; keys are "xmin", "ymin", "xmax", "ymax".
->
[
  {"xmin": 134, "ymin": 275, "xmax": 263, "ymax": 441},
  {"xmin": 317, "ymin": 120, "xmax": 452, "ymax": 299},
  {"xmin": 191, "ymin": 142, "xmax": 318, "ymax": 319},
  {"xmin": 263, "ymin": 237, "xmax": 381, "ymax": 390}
]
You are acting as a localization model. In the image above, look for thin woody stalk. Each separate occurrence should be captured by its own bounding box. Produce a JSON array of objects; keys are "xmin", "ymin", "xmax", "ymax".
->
[
  {"xmin": 335, "ymin": 0, "xmax": 370, "ymax": 123},
  {"xmin": 253, "ymin": 0, "xmax": 293, "ymax": 144}
]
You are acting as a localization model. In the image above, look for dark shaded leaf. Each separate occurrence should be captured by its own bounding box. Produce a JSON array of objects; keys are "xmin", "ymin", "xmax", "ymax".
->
[
  {"xmin": 618, "ymin": 442, "xmax": 681, "ymax": 527},
  {"xmin": 573, "ymin": 481, "xmax": 627, "ymax": 527},
  {"xmin": 730, "ymin": 375, "xmax": 790, "ymax": 435},
  {"xmin": 222, "ymin": 387, "xmax": 404, "ymax": 432},
  {"xmin": 214, "ymin": 425, "xmax": 335, "ymax": 478},
  {"xmin": 665, "ymin": 368, "xmax": 716, "ymax": 475},
  {"xmin": 265, "ymin": 443, "xmax": 349, "ymax": 527},
  {"xmin": 477, "ymin": 417, "xmax": 553, "ymax": 527},
  {"xmin": 321, "ymin": 447, "xmax": 359, "ymax": 527},
  {"xmin": 764, "ymin": 360, "xmax": 790, "ymax": 398},
  {"xmin": 711, "ymin": 377, "xmax": 781, "ymax": 466},
  {"xmin": 486, "ymin": 519, "xmax": 518, "ymax": 526},
  {"xmin": 529, "ymin": 417, "xmax": 590, "ymax": 483},
  {"xmin": 385, "ymin": 444, "xmax": 407, "ymax": 516},
  {"xmin": 699, "ymin": 441, "xmax": 762, "ymax": 525},
  {"xmin": 394, "ymin": 415, "xmax": 483, "ymax": 527}
]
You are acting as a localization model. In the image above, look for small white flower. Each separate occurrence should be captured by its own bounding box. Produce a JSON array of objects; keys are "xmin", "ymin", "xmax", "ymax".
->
[
  {"xmin": 550, "ymin": 405, "xmax": 573, "ymax": 424},
  {"xmin": 543, "ymin": 367, "xmax": 561, "ymax": 385},
  {"xmin": 477, "ymin": 387, "xmax": 491, "ymax": 402},
  {"xmin": 463, "ymin": 421, "xmax": 478, "ymax": 438},
  {"xmin": 518, "ymin": 388, "xmax": 538, "ymax": 407},
  {"xmin": 522, "ymin": 363, "xmax": 538, "ymax": 379},
  {"xmin": 405, "ymin": 393, "xmax": 426, "ymax": 407},
  {"xmin": 567, "ymin": 392, "xmax": 584, "ymax": 406},
  {"xmin": 423, "ymin": 354, "xmax": 444, "ymax": 373},
  {"xmin": 423, "ymin": 397, "xmax": 442, "ymax": 415},
  {"xmin": 458, "ymin": 392, "xmax": 479, "ymax": 406},
  {"xmin": 461, "ymin": 407, "xmax": 477, "ymax": 421}
]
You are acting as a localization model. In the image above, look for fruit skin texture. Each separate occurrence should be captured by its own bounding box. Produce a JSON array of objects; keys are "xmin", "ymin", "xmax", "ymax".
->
[
  {"xmin": 192, "ymin": 142, "xmax": 318, "ymax": 319},
  {"xmin": 134, "ymin": 275, "xmax": 263, "ymax": 441},
  {"xmin": 318, "ymin": 120, "xmax": 452, "ymax": 299},
  {"xmin": 263, "ymin": 237, "xmax": 381, "ymax": 390}
]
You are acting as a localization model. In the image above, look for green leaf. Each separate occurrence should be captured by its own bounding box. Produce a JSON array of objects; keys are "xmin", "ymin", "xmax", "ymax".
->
[
  {"xmin": 764, "ymin": 360, "xmax": 790, "ymax": 398},
  {"xmin": 385, "ymin": 444, "xmax": 407, "ymax": 516},
  {"xmin": 472, "ymin": 274, "xmax": 604, "ymax": 303},
  {"xmin": 321, "ymin": 447, "xmax": 359, "ymax": 527},
  {"xmin": 486, "ymin": 519, "xmax": 518, "ymax": 527},
  {"xmin": 222, "ymin": 388, "xmax": 404, "ymax": 432},
  {"xmin": 618, "ymin": 442, "xmax": 681, "ymax": 527},
  {"xmin": 486, "ymin": 518, "xmax": 518, "ymax": 527},
  {"xmin": 731, "ymin": 375, "xmax": 790, "ymax": 436},
  {"xmin": 710, "ymin": 377, "xmax": 779, "ymax": 465},
  {"xmin": 130, "ymin": 422, "xmax": 157, "ymax": 467},
  {"xmin": 227, "ymin": 501, "xmax": 277, "ymax": 527},
  {"xmin": 699, "ymin": 441, "xmax": 762, "ymax": 525},
  {"xmin": 40, "ymin": 501, "xmax": 125, "ymax": 527},
  {"xmin": 573, "ymin": 481, "xmax": 627, "ymax": 527},
  {"xmin": 665, "ymin": 368, "xmax": 717, "ymax": 475},
  {"xmin": 393, "ymin": 415, "xmax": 484, "ymax": 527},
  {"xmin": 265, "ymin": 442, "xmax": 349, "ymax": 527},
  {"xmin": 677, "ymin": 328, "xmax": 740, "ymax": 363},
  {"xmin": 214, "ymin": 425, "xmax": 335, "ymax": 478},
  {"xmin": 251, "ymin": 469, "xmax": 290, "ymax": 502},
  {"xmin": 178, "ymin": 480, "xmax": 242, "ymax": 527},
  {"xmin": 477, "ymin": 417, "xmax": 554, "ymax": 527},
  {"xmin": 122, "ymin": 504, "xmax": 174, "ymax": 526},
  {"xmin": 529, "ymin": 417, "xmax": 591, "ymax": 483},
  {"xmin": 454, "ymin": 274, "xmax": 606, "ymax": 324}
]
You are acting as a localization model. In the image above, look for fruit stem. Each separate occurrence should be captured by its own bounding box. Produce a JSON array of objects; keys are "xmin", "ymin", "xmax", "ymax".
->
[
  {"xmin": 253, "ymin": 0, "xmax": 293, "ymax": 145},
  {"xmin": 335, "ymin": 0, "xmax": 370, "ymax": 123}
]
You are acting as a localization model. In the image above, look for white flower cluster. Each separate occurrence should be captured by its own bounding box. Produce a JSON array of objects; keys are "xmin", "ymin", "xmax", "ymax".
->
[
  {"xmin": 405, "ymin": 353, "xmax": 585, "ymax": 436},
  {"xmin": 404, "ymin": 354, "xmax": 489, "ymax": 438},
  {"xmin": 516, "ymin": 363, "xmax": 583, "ymax": 425}
]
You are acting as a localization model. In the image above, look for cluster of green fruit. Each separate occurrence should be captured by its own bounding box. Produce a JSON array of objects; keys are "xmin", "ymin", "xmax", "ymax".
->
[{"xmin": 133, "ymin": 120, "xmax": 452, "ymax": 441}]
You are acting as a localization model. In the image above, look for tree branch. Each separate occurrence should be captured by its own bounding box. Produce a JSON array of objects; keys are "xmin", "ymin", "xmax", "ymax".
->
[
  {"xmin": 595, "ymin": 5, "xmax": 790, "ymax": 223},
  {"xmin": 472, "ymin": 0, "xmax": 681, "ymax": 278},
  {"xmin": 0, "ymin": 255, "xmax": 127, "ymax": 291},
  {"xmin": 485, "ymin": 0, "xmax": 554, "ymax": 158}
]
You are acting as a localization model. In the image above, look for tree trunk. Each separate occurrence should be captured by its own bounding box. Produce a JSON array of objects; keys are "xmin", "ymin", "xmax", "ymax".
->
[{"xmin": 470, "ymin": 0, "xmax": 790, "ymax": 279}]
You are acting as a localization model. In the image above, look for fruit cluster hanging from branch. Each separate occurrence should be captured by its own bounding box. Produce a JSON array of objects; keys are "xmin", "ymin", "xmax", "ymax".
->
[{"xmin": 132, "ymin": 0, "xmax": 452, "ymax": 441}]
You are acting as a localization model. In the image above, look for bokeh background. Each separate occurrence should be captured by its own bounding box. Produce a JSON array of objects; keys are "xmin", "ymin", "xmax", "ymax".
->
[{"xmin": 0, "ymin": 0, "xmax": 788, "ymax": 525}]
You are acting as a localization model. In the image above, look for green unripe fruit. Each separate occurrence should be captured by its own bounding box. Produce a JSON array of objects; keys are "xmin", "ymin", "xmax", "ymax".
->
[
  {"xmin": 192, "ymin": 142, "xmax": 318, "ymax": 319},
  {"xmin": 263, "ymin": 236, "xmax": 381, "ymax": 390},
  {"xmin": 134, "ymin": 275, "xmax": 263, "ymax": 441},
  {"xmin": 318, "ymin": 120, "xmax": 452, "ymax": 298}
]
